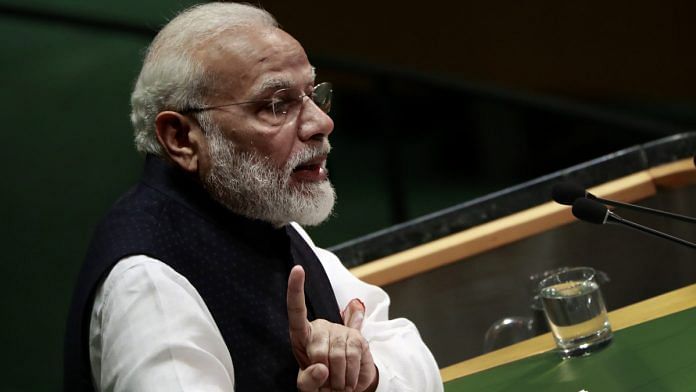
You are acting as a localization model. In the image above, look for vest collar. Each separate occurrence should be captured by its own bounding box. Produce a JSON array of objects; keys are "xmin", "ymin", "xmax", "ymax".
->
[{"xmin": 141, "ymin": 154, "xmax": 287, "ymax": 242}]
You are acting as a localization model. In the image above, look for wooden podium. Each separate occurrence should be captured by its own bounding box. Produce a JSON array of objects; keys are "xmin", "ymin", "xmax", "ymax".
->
[{"xmin": 335, "ymin": 133, "xmax": 696, "ymax": 369}]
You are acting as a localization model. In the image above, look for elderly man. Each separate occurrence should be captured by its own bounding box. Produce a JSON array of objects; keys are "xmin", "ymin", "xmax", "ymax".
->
[{"xmin": 64, "ymin": 3, "xmax": 442, "ymax": 392}]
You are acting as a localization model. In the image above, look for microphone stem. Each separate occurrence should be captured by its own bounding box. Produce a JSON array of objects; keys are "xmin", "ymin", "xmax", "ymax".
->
[
  {"xmin": 598, "ymin": 197, "xmax": 696, "ymax": 224},
  {"xmin": 611, "ymin": 215, "xmax": 696, "ymax": 249}
]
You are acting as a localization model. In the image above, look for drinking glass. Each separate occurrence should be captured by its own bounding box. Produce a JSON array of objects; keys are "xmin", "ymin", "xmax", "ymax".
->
[{"xmin": 538, "ymin": 266, "xmax": 612, "ymax": 358}]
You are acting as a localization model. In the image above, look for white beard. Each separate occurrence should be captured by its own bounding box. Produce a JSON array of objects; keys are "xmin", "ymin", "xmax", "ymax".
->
[{"xmin": 201, "ymin": 125, "xmax": 336, "ymax": 227}]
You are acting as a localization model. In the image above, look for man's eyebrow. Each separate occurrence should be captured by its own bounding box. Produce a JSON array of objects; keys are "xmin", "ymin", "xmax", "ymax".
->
[
  {"xmin": 251, "ymin": 78, "xmax": 292, "ymax": 98},
  {"xmin": 250, "ymin": 71, "xmax": 318, "ymax": 98}
]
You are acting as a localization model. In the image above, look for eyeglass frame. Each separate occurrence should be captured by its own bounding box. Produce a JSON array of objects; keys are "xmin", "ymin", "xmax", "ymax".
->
[{"xmin": 178, "ymin": 82, "xmax": 332, "ymax": 124}]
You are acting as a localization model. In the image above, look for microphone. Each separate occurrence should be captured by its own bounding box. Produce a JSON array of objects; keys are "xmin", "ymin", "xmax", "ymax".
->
[
  {"xmin": 552, "ymin": 182, "xmax": 696, "ymax": 224},
  {"xmin": 572, "ymin": 198, "xmax": 696, "ymax": 250}
]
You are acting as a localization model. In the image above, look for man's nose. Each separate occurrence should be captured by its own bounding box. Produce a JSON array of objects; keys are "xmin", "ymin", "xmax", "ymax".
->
[{"xmin": 297, "ymin": 97, "xmax": 334, "ymax": 142}]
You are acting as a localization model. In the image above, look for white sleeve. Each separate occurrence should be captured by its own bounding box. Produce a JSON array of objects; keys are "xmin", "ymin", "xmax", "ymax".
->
[
  {"xmin": 291, "ymin": 223, "xmax": 444, "ymax": 392},
  {"xmin": 89, "ymin": 255, "xmax": 235, "ymax": 392}
]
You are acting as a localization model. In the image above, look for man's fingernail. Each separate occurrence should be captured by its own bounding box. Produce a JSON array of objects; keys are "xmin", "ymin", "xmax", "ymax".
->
[
  {"xmin": 343, "ymin": 298, "xmax": 365, "ymax": 324},
  {"xmin": 350, "ymin": 298, "xmax": 365, "ymax": 310},
  {"xmin": 312, "ymin": 366, "xmax": 323, "ymax": 378}
]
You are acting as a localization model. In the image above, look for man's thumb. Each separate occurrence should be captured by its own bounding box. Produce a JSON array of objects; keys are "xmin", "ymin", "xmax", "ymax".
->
[
  {"xmin": 297, "ymin": 363, "xmax": 328, "ymax": 391},
  {"xmin": 342, "ymin": 298, "xmax": 365, "ymax": 330}
]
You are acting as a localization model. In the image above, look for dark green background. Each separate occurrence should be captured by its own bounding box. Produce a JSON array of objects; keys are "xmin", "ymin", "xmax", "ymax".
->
[{"xmin": 2, "ymin": 13, "xmax": 146, "ymax": 391}]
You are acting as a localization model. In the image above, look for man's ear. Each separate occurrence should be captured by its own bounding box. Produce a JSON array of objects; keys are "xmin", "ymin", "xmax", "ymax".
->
[{"xmin": 154, "ymin": 111, "xmax": 207, "ymax": 173}]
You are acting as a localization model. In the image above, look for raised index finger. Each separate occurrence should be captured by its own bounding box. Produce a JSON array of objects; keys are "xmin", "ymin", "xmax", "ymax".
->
[{"xmin": 287, "ymin": 265, "xmax": 310, "ymax": 344}]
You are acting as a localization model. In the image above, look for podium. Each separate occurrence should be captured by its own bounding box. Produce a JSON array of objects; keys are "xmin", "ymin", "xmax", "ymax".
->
[
  {"xmin": 330, "ymin": 132, "xmax": 696, "ymax": 368},
  {"xmin": 442, "ymin": 284, "xmax": 696, "ymax": 390}
]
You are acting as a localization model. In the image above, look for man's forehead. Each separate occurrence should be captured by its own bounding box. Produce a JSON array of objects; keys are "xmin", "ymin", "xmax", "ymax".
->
[{"xmin": 200, "ymin": 26, "xmax": 313, "ymax": 96}]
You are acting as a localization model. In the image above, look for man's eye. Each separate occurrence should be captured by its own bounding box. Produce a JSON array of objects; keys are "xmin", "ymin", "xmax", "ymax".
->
[
  {"xmin": 260, "ymin": 102, "xmax": 276, "ymax": 113},
  {"xmin": 271, "ymin": 99, "xmax": 293, "ymax": 115}
]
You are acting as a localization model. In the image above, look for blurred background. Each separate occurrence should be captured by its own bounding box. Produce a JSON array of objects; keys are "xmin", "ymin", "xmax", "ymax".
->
[{"xmin": 1, "ymin": 1, "xmax": 695, "ymax": 390}]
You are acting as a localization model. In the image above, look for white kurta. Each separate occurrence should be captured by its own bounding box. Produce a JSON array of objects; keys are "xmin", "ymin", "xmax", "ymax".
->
[{"xmin": 89, "ymin": 223, "xmax": 443, "ymax": 392}]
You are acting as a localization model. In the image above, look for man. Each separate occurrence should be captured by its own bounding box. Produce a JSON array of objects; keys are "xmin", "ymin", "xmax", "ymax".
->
[{"xmin": 64, "ymin": 3, "xmax": 443, "ymax": 391}]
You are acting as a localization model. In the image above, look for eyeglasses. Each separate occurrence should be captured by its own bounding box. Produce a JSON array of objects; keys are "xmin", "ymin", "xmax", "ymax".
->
[{"xmin": 181, "ymin": 82, "xmax": 332, "ymax": 127}]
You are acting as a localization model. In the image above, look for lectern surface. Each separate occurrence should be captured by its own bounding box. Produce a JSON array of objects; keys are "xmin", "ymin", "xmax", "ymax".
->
[{"xmin": 444, "ymin": 306, "xmax": 696, "ymax": 391}]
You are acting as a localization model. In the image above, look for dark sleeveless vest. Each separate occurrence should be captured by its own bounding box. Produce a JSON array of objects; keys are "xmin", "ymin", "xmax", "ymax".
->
[{"xmin": 63, "ymin": 155, "xmax": 342, "ymax": 391}]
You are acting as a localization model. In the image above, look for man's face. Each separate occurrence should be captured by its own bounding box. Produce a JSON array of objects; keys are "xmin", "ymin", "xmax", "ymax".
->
[
  {"xmin": 194, "ymin": 27, "xmax": 336, "ymax": 226},
  {"xmin": 197, "ymin": 27, "xmax": 334, "ymax": 182}
]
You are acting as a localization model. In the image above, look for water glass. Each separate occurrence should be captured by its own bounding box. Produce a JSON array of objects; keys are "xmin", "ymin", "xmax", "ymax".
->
[{"xmin": 538, "ymin": 267, "xmax": 613, "ymax": 358}]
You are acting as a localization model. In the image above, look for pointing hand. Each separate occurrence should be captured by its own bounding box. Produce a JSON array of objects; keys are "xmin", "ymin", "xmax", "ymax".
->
[{"xmin": 287, "ymin": 266, "xmax": 378, "ymax": 392}]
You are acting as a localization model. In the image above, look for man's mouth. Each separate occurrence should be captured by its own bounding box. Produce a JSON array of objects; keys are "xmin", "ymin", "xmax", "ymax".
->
[{"xmin": 291, "ymin": 154, "xmax": 328, "ymax": 182}]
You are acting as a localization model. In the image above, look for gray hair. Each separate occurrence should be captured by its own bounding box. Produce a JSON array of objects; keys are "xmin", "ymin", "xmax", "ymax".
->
[{"xmin": 130, "ymin": 2, "xmax": 278, "ymax": 155}]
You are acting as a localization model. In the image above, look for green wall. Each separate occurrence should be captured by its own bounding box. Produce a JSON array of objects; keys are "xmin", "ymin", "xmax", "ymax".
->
[{"xmin": 2, "ymin": 16, "xmax": 147, "ymax": 391}]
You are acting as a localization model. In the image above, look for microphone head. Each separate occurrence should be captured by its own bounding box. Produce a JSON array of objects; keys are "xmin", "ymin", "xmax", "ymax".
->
[
  {"xmin": 552, "ymin": 182, "xmax": 587, "ymax": 205},
  {"xmin": 572, "ymin": 198, "xmax": 610, "ymax": 224}
]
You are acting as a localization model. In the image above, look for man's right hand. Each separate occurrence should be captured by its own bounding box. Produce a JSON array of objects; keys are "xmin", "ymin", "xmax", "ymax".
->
[{"xmin": 287, "ymin": 265, "xmax": 378, "ymax": 392}]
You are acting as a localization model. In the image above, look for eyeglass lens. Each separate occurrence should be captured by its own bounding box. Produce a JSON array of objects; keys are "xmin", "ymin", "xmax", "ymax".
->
[{"xmin": 262, "ymin": 82, "xmax": 332, "ymax": 126}]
